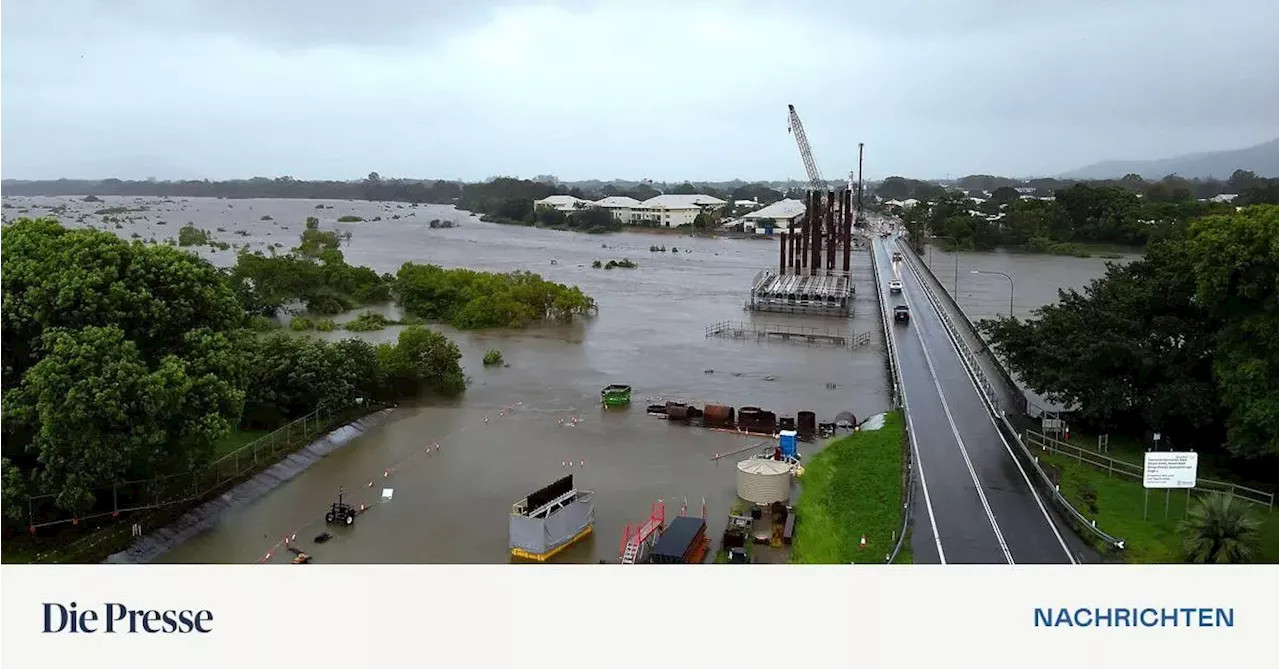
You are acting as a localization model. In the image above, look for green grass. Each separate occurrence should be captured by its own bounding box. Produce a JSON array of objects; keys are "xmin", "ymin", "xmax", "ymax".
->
[
  {"xmin": 1040, "ymin": 450, "xmax": 1279, "ymax": 564},
  {"xmin": 792, "ymin": 411, "xmax": 908, "ymax": 564}
]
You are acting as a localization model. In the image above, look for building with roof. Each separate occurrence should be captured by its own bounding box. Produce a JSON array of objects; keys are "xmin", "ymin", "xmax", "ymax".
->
[
  {"xmin": 740, "ymin": 198, "xmax": 805, "ymax": 234},
  {"xmin": 593, "ymin": 195, "xmax": 645, "ymax": 223},
  {"xmin": 634, "ymin": 193, "xmax": 727, "ymax": 227},
  {"xmin": 533, "ymin": 195, "xmax": 591, "ymax": 213}
]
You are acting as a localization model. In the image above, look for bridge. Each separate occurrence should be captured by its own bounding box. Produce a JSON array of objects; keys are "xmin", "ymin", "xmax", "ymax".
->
[{"xmin": 869, "ymin": 224, "xmax": 1095, "ymax": 564}]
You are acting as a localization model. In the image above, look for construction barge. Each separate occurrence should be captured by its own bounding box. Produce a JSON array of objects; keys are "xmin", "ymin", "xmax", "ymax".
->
[
  {"xmin": 645, "ymin": 401, "xmax": 843, "ymax": 441},
  {"xmin": 509, "ymin": 475, "xmax": 595, "ymax": 562},
  {"xmin": 618, "ymin": 498, "xmax": 710, "ymax": 565}
]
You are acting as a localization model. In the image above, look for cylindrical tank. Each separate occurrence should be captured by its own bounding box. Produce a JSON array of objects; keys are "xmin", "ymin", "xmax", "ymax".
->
[
  {"xmin": 704, "ymin": 404, "xmax": 735, "ymax": 428},
  {"xmin": 797, "ymin": 411, "xmax": 817, "ymax": 438},
  {"xmin": 777, "ymin": 416, "xmax": 796, "ymax": 431},
  {"xmin": 738, "ymin": 406, "xmax": 763, "ymax": 431},
  {"xmin": 736, "ymin": 458, "xmax": 793, "ymax": 504},
  {"xmin": 758, "ymin": 411, "xmax": 777, "ymax": 434},
  {"xmin": 666, "ymin": 403, "xmax": 690, "ymax": 422}
]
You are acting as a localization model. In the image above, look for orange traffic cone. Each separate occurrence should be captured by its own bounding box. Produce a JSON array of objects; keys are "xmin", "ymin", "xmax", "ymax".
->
[{"xmin": 859, "ymin": 535, "xmax": 868, "ymax": 549}]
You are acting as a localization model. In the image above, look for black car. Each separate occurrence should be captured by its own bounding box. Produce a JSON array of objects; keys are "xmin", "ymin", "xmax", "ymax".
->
[{"xmin": 893, "ymin": 305, "xmax": 910, "ymax": 323}]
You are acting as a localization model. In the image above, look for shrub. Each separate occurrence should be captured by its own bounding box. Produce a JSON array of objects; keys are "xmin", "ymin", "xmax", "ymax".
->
[
  {"xmin": 290, "ymin": 317, "xmax": 314, "ymax": 331},
  {"xmin": 315, "ymin": 318, "xmax": 337, "ymax": 332},
  {"xmin": 483, "ymin": 349, "xmax": 503, "ymax": 366},
  {"xmin": 1179, "ymin": 493, "xmax": 1262, "ymax": 564}
]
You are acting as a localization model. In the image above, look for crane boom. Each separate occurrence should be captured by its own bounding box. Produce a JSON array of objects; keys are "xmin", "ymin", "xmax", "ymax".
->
[{"xmin": 787, "ymin": 104, "xmax": 825, "ymax": 192}]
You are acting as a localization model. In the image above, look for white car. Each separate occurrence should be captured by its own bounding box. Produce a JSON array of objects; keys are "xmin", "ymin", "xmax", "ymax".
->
[{"xmin": 889, "ymin": 280, "xmax": 903, "ymax": 293}]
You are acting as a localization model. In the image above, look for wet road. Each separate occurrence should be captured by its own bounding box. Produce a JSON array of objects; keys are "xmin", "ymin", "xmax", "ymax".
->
[
  {"xmin": 6, "ymin": 195, "xmax": 889, "ymax": 563},
  {"xmin": 873, "ymin": 236, "xmax": 1076, "ymax": 565}
]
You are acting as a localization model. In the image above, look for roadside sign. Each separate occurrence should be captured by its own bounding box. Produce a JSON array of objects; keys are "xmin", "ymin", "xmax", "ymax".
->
[
  {"xmin": 1042, "ymin": 418, "xmax": 1064, "ymax": 432},
  {"xmin": 1142, "ymin": 452, "xmax": 1198, "ymax": 489}
]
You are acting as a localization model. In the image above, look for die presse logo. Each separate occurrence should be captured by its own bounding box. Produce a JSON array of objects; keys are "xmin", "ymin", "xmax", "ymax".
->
[{"xmin": 43, "ymin": 602, "xmax": 214, "ymax": 634}]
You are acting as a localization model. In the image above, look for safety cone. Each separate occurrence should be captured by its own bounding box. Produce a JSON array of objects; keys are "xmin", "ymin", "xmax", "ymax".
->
[{"xmin": 859, "ymin": 535, "xmax": 868, "ymax": 549}]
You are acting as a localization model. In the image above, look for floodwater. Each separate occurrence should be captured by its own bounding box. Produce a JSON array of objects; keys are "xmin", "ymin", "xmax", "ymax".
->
[
  {"xmin": 4, "ymin": 195, "xmax": 886, "ymax": 563},
  {"xmin": 0, "ymin": 195, "xmax": 1133, "ymax": 563},
  {"xmin": 917, "ymin": 244, "xmax": 1141, "ymax": 322}
]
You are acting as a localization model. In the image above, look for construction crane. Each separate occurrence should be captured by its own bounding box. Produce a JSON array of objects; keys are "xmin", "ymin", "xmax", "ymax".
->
[{"xmin": 786, "ymin": 104, "xmax": 826, "ymax": 193}]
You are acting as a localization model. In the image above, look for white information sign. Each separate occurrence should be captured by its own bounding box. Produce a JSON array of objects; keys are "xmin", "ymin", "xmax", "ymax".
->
[{"xmin": 1142, "ymin": 451, "xmax": 1198, "ymax": 489}]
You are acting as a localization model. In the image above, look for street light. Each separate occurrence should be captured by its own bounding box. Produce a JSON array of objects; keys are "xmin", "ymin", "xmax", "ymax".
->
[{"xmin": 970, "ymin": 269, "xmax": 1015, "ymax": 318}]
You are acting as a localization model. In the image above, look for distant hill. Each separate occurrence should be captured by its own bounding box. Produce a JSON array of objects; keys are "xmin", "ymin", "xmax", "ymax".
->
[{"xmin": 1060, "ymin": 138, "xmax": 1278, "ymax": 180}]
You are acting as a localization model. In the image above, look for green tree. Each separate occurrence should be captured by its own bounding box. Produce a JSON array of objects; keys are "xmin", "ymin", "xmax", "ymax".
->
[
  {"xmin": 1186, "ymin": 206, "xmax": 1279, "ymax": 458},
  {"xmin": 1179, "ymin": 493, "xmax": 1261, "ymax": 564},
  {"xmin": 979, "ymin": 240, "xmax": 1219, "ymax": 438},
  {"xmin": 988, "ymin": 186, "xmax": 1021, "ymax": 205}
]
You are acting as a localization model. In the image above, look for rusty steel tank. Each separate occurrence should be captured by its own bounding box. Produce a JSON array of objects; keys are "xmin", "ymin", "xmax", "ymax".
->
[
  {"xmin": 737, "ymin": 406, "xmax": 764, "ymax": 432},
  {"xmin": 665, "ymin": 402, "xmax": 691, "ymax": 422},
  {"xmin": 703, "ymin": 404, "xmax": 735, "ymax": 428},
  {"xmin": 797, "ymin": 411, "xmax": 817, "ymax": 439},
  {"xmin": 757, "ymin": 410, "xmax": 778, "ymax": 434},
  {"xmin": 777, "ymin": 415, "xmax": 796, "ymax": 431}
]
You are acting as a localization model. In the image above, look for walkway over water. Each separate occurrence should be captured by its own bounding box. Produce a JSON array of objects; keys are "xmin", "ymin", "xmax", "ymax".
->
[{"xmin": 704, "ymin": 320, "xmax": 870, "ymax": 348}]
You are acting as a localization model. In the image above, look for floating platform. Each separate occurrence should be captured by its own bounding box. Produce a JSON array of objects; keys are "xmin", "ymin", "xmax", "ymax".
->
[
  {"xmin": 510, "ymin": 475, "xmax": 595, "ymax": 562},
  {"xmin": 705, "ymin": 320, "xmax": 870, "ymax": 348},
  {"xmin": 647, "ymin": 402, "xmax": 852, "ymax": 442},
  {"xmin": 746, "ymin": 268, "xmax": 853, "ymax": 317}
]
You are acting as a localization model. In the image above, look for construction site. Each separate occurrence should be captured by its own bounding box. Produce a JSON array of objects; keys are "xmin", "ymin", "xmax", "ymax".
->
[{"xmin": 745, "ymin": 105, "xmax": 871, "ymax": 318}]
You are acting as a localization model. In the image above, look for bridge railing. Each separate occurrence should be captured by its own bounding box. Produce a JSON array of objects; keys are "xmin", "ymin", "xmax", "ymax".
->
[
  {"xmin": 894, "ymin": 237, "xmax": 1126, "ymax": 555},
  {"xmin": 871, "ymin": 241, "xmax": 912, "ymax": 564}
]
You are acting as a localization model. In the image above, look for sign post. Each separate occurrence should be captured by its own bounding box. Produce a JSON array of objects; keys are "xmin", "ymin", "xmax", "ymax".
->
[{"xmin": 1142, "ymin": 451, "xmax": 1198, "ymax": 521}]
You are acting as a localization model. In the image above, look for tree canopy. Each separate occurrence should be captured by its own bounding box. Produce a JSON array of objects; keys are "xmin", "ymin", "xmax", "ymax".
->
[
  {"xmin": 0, "ymin": 218, "xmax": 481, "ymax": 524},
  {"xmin": 979, "ymin": 205, "xmax": 1278, "ymax": 466}
]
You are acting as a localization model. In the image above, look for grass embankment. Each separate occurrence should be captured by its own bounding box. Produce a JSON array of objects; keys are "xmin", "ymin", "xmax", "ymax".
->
[
  {"xmin": 1037, "ymin": 444, "xmax": 1279, "ymax": 564},
  {"xmin": 792, "ymin": 411, "xmax": 910, "ymax": 564}
]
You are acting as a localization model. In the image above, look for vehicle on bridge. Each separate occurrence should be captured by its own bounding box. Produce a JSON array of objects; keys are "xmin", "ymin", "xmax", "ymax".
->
[
  {"xmin": 893, "ymin": 305, "xmax": 910, "ymax": 323},
  {"xmin": 892, "ymin": 251, "xmax": 902, "ymax": 262},
  {"xmin": 889, "ymin": 279, "xmax": 902, "ymax": 294}
]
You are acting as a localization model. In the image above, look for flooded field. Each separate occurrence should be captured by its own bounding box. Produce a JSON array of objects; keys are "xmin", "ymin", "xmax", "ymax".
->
[
  {"xmin": 1, "ymin": 196, "xmax": 1134, "ymax": 563},
  {"xmin": 3, "ymin": 195, "xmax": 886, "ymax": 563},
  {"xmin": 918, "ymin": 245, "xmax": 1141, "ymax": 322}
]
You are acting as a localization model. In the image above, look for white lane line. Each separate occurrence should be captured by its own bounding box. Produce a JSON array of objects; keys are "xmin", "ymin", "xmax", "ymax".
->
[
  {"xmin": 878, "ymin": 246, "xmax": 946, "ymax": 564},
  {"xmin": 898, "ymin": 251, "xmax": 1078, "ymax": 564},
  {"xmin": 901, "ymin": 273, "xmax": 1015, "ymax": 565}
]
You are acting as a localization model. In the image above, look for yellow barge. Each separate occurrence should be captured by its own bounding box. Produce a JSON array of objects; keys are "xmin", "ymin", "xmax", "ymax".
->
[{"xmin": 509, "ymin": 475, "xmax": 595, "ymax": 562}]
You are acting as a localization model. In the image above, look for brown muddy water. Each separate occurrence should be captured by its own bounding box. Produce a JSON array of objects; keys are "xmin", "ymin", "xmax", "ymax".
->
[{"xmin": 1, "ymin": 196, "xmax": 1133, "ymax": 563}]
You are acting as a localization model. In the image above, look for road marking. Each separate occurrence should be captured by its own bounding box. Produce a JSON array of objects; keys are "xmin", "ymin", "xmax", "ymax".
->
[
  {"xmin": 897, "ymin": 249, "xmax": 1078, "ymax": 564},
  {"xmin": 876, "ymin": 254, "xmax": 947, "ymax": 565},
  {"xmin": 898, "ymin": 266, "xmax": 1015, "ymax": 565}
]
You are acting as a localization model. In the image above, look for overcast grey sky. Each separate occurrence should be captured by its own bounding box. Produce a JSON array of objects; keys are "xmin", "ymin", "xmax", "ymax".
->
[{"xmin": 2, "ymin": 0, "xmax": 1276, "ymax": 181}]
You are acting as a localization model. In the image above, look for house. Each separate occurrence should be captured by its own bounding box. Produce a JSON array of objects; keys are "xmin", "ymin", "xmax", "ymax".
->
[
  {"xmin": 594, "ymin": 196, "xmax": 644, "ymax": 222},
  {"xmin": 533, "ymin": 195, "xmax": 591, "ymax": 213},
  {"xmin": 634, "ymin": 194, "xmax": 727, "ymax": 227},
  {"xmin": 741, "ymin": 198, "xmax": 805, "ymax": 234}
]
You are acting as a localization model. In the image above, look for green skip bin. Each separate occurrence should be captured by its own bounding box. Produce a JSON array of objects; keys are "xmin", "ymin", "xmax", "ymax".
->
[{"xmin": 601, "ymin": 384, "xmax": 632, "ymax": 408}]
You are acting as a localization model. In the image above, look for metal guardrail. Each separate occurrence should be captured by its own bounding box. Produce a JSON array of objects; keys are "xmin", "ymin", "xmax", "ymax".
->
[
  {"xmin": 24, "ymin": 409, "xmax": 328, "ymax": 531},
  {"xmin": 871, "ymin": 242, "xmax": 912, "ymax": 564},
  {"xmin": 894, "ymin": 237, "xmax": 1127, "ymax": 553},
  {"xmin": 1025, "ymin": 431, "xmax": 1276, "ymax": 509}
]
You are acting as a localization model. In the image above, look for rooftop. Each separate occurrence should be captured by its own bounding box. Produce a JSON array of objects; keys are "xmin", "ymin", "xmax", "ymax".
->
[
  {"xmin": 641, "ymin": 193, "xmax": 727, "ymax": 209},
  {"xmin": 743, "ymin": 198, "xmax": 805, "ymax": 220},
  {"xmin": 594, "ymin": 195, "xmax": 643, "ymax": 208}
]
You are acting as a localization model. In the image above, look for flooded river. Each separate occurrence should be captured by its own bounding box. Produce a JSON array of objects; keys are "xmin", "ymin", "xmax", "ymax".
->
[{"xmin": 1, "ymin": 196, "xmax": 1136, "ymax": 563}]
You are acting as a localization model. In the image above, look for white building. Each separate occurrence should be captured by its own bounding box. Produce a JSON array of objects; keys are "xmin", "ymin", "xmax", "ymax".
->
[
  {"xmin": 532, "ymin": 192, "xmax": 727, "ymax": 227},
  {"xmin": 741, "ymin": 198, "xmax": 805, "ymax": 234},
  {"xmin": 533, "ymin": 195, "xmax": 591, "ymax": 213},
  {"xmin": 633, "ymin": 193, "xmax": 727, "ymax": 227},
  {"xmin": 593, "ymin": 195, "xmax": 645, "ymax": 223}
]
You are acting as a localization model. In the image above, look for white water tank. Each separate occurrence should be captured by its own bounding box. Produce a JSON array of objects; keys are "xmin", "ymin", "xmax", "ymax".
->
[{"xmin": 736, "ymin": 458, "xmax": 793, "ymax": 504}]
